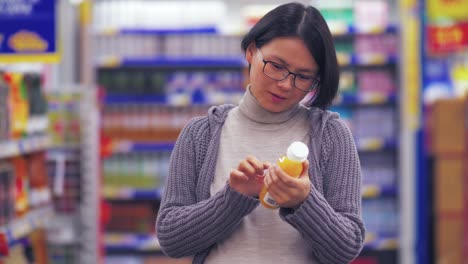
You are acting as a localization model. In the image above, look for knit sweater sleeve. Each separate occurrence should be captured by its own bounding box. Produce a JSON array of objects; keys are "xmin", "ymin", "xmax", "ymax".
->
[
  {"xmin": 156, "ymin": 117, "xmax": 259, "ymax": 258},
  {"xmin": 279, "ymin": 118, "xmax": 365, "ymax": 264}
]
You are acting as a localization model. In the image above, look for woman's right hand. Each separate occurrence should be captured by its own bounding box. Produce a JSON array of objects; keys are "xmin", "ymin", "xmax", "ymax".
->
[{"xmin": 228, "ymin": 155, "xmax": 270, "ymax": 197}]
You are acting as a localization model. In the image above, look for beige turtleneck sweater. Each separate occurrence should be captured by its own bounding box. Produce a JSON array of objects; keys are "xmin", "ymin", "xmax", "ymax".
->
[{"xmin": 206, "ymin": 88, "xmax": 316, "ymax": 264}]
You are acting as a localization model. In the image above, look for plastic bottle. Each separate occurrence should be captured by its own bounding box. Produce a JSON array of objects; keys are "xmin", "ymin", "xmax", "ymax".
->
[{"xmin": 260, "ymin": 141, "xmax": 309, "ymax": 209}]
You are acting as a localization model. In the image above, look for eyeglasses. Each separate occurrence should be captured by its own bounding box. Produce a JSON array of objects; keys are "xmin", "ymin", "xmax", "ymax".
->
[{"xmin": 257, "ymin": 48, "xmax": 320, "ymax": 92}]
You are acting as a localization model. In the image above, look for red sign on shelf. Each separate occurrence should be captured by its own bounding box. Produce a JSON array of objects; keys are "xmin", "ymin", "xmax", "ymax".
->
[
  {"xmin": 0, "ymin": 233, "xmax": 8, "ymax": 256},
  {"xmin": 427, "ymin": 22, "xmax": 468, "ymax": 54}
]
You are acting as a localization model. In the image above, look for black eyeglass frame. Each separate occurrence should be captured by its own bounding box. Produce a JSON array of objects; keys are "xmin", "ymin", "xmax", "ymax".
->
[{"xmin": 257, "ymin": 48, "xmax": 320, "ymax": 92}]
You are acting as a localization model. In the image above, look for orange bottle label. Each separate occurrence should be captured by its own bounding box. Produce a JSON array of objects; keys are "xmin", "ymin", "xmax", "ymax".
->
[
  {"xmin": 259, "ymin": 156, "xmax": 304, "ymax": 209},
  {"xmin": 277, "ymin": 156, "xmax": 303, "ymax": 178}
]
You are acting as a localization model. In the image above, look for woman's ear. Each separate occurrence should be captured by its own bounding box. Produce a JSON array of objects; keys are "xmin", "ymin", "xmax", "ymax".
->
[{"xmin": 245, "ymin": 43, "xmax": 256, "ymax": 64}]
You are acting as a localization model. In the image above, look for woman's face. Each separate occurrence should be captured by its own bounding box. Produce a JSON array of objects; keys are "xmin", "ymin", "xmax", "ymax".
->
[{"xmin": 245, "ymin": 37, "xmax": 319, "ymax": 113}]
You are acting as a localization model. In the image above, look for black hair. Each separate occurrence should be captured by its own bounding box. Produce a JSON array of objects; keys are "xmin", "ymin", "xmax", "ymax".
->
[{"xmin": 241, "ymin": 2, "xmax": 339, "ymax": 109}]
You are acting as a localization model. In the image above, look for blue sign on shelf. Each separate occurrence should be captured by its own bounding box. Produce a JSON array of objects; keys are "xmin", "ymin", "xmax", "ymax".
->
[{"xmin": 0, "ymin": 0, "xmax": 59, "ymax": 62}]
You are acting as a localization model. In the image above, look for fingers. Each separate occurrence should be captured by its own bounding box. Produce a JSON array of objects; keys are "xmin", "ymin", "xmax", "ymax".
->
[
  {"xmin": 270, "ymin": 165, "xmax": 299, "ymax": 188},
  {"xmin": 229, "ymin": 169, "xmax": 249, "ymax": 182},
  {"xmin": 299, "ymin": 160, "xmax": 310, "ymax": 180},
  {"xmin": 238, "ymin": 155, "xmax": 266, "ymax": 178}
]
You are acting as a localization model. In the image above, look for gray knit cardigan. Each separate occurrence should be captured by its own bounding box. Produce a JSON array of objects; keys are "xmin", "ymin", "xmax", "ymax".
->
[{"xmin": 156, "ymin": 104, "xmax": 365, "ymax": 264}]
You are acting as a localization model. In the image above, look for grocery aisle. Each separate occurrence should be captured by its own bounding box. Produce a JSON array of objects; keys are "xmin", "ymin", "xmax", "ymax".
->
[
  {"xmin": 2, "ymin": 0, "xmax": 467, "ymax": 264},
  {"xmin": 89, "ymin": 0, "xmax": 402, "ymax": 263}
]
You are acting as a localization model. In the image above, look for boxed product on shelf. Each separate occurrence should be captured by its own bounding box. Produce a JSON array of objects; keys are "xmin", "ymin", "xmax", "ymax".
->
[
  {"xmin": 362, "ymin": 198, "xmax": 399, "ymax": 241},
  {"xmin": 357, "ymin": 69, "xmax": 396, "ymax": 97},
  {"xmin": 353, "ymin": 107, "xmax": 395, "ymax": 140},
  {"xmin": 101, "ymin": 104, "xmax": 209, "ymax": 142},
  {"xmin": 105, "ymin": 202, "xmax": 156, "ymax": 234},
  {"xmin": 47, "ymin": 93, "xmax": 81, "ymax": 146},
  {"xmin": 353, "ymin": 0, "xmax": 389, "ymax": 31},
  {"xmin": 0, "ymin": 74, "xmax": 10, "ymax": 141},
  {"xmin": 47, "ymin": 157, "xmax": 81, "ymax": 213},
  {"xmin": 0, "ymin": 161, "xmax": 15, "ymax": 227},
  {"xmin": 429, "ymin": 97, "xmax": 467, "ymax": 264},
  {"xmin": 0, "ymin": 71, "xmax": 49, "ymax": 141},
  {"xmin": 360, "ymin": 152, "xmax": 396, "ymax": 188},
  {"xmin": 103, "ymin": 152, "xmax": 170, "ymax": 189}
]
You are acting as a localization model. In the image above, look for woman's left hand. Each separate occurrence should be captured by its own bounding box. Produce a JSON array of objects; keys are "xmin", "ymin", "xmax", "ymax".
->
[{"xmin": 264, "ymin": 160, "xmax": 311, "ymax": 208}]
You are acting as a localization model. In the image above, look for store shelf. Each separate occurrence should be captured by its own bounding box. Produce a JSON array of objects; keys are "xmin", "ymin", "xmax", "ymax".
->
[
  {"xmin": 334, "ymin": 93, "xmax": 397, "ymax": 106},
  {"xmin": 362, "ymin": 185, "xmax": 397, "ymax": 198},
  {"xmin": 0, "ymin": 134, "xmax": 52, "ymax": 159},
  {"xmin": 109, "ymin": 140, "xmax": 174, "ymax": 154},
  {"xmin": 96, "ymin": 56, "xmax": 246, "ymax": 68},
  {"xmin": 103, "ymin": 187, "xmax": 162, "ymax": 200},
  {"xmin": 0, "ymin": 206, "xmax": 54, "ymax": 246},
  {"xmin": 104, "ymin": 94, "xmax": 167, "ymax": 105},
  {"xmin": 94, "ymin": 26, "xmax": 218, "ymax": 36},
  {"xmin": 364, "ymin": 233, "xmax": 398, "ymax": 251},
  {"xmin": 104, "ymin": 93, "xmax": 244, "ymax": 106},
  {"xmin": 331, "ymin": 24, "xmax": 398, "ymax": 36},
  {"xmin": 355, "ymin": 137, "xmax": 396, "ymax": 151},
  {"xmin": 104, "ymin": 233, "xmax": 161, "ymax": 254},
  {"xmin": 338, "ymin": 54, "xmax": 398, "ymax": 66}
]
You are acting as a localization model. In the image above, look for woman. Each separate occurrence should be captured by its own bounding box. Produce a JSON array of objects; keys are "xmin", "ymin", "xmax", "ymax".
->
[{"xmin": 156, "ymin": 2, "xmax": 365, "ymax": 263}]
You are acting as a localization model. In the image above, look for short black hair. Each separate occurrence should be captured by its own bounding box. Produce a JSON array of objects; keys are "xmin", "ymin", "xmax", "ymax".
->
[{"xmin": 241, "ymin": 2, "xmax": 339, "ymax": 109}]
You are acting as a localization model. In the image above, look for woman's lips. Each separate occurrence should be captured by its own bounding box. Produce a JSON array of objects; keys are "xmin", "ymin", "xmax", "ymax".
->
[{"xmin": 271, "ymin": 93, "xmax": 286, "ymax": 103}]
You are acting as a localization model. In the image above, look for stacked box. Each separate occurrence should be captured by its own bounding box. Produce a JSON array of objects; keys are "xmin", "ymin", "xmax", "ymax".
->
[{"xmin": 430, "ymin": 97, "xmax": 467, "ymax": 263}]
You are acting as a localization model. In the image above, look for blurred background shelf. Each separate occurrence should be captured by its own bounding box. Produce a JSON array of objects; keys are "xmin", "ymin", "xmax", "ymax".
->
[
  {"xmin": 331, "ymin": 24, "xmax": 398, "ymax": 36},
  {"xmin": 355, "ymin": 137, "xmax": 397, "ymax": 152},
  {"xmin": 104, "ymin": 233, "xmax": 161, "ymax": 254},
  {"xmin": 0, "ymin": 135, "xmax": 52, "ymax": 160},
  {"xmin": 334, "ymin": 94, "xmax": 397, "ymax": 106},
  {"xmin": 103, "ymin": 187, "xmax": 162, "ymax": 200},
  {"xmin": 96, "ymin": 56, "xmax": 246, "ymax": 68},
  {"xmin": 362, "ymin": 185, "xmax": 398, "ymax": 198},
  {"xmin": 0, "ymin": 206, "xmax": 54, "ymax": 246},
  {"xmin": 94, "ymin": 26, "xmax": 218, "ymax": 36}
]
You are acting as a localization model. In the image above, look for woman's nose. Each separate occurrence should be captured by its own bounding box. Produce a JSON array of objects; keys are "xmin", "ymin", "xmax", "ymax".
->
[{"xmin": 277, "ymin": 74, "xmax": 295, "ymax": 91}]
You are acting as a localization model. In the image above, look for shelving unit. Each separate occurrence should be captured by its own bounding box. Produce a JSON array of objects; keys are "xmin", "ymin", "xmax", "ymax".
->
[
  {"xmin": 0, "ymin": 69, "xmax": 57, "ymax": 262},
  {"xmin": 419, "ymin": 0, "xmax": 468, "ymax": 262},
  {"xmin": 320, "ymin": 1, "xmax": 401, "ymax": 263}
]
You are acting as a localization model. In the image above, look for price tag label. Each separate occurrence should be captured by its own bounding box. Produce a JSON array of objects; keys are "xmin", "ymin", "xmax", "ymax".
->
[
  {"xmin": 361, "ymin": 93, "xmax": 386, "ymax": 104},
  {"xmin": 337, "ymin": 53, "xmax": 351, "ymax": 66},
  {"xmin": 11, "ymin": 218, "xmax": 31, "ymax": 239},
  {"xmin": 101, "ymin": 56, "xmax": 121, "ymax": 68},
  {"xmin": 359, "ymin": 138, "xmax": 384, "ymax": 151},
  {"xmin": 362, "ymin": 185, "xmax": 380, "ymax": 198},
  {"xmin": 360, "ymin": 54, "xmax": 386, "ymax": 65},
  {"xmin": 0, "ymin": 141, "xmax": 19, "ymax": 159},
  {"xmin": 0, "ymin": 233, "xmax": 8, "ymax": 256}
]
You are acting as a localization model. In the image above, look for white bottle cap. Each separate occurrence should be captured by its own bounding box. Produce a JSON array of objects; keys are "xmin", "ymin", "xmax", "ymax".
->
[{"xmin": 286, "ymin": 142, "xmax": 309, "ymax": 162}]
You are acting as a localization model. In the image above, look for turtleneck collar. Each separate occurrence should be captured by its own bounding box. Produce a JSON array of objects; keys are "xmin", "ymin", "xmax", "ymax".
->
[{"xmin": 238, "ymin": 85, "xmax": 301, "ymax": 124}]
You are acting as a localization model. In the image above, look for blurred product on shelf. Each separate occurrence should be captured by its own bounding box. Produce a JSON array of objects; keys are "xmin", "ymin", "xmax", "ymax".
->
[
  {"xmin": 98, "ymin": 69, "xmax": 245, "ymax": 105},
  {"xmin": 101, "ymin": 104, "xmax": 209, "ymax": 142},
  {"xmin": 0, "ymin": 71, "xmax": 48, "ymax": 140},
  {"xmin": 103, "ymin": 152, "xmax": 170, "ymax": 190},
  {"xmin": 105, "ymin": 203, "xmax": 156, "ymax": 234},
  {"xmin": 94, "ymin": 34, "xmax": 242, "ymax": 61},
  {"xmin": 46, "ymin": 156, "xmax": 81, "ymax": 213},
  {"xmin": 47, "ymin": 93, "xmax": 81, "ymax": 147},
  {"xmin": 0, "ymin": 162, "xmax": 15, "ymax": 227},
  {"xmin": 92, "ymin": 1, "xmax": 227, "ymax": 32}
]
